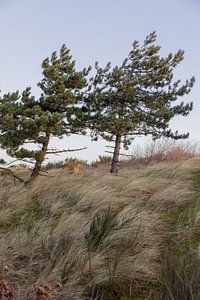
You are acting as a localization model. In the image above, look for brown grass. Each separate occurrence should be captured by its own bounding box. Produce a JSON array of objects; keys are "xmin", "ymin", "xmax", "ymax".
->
[
  {"xmin": 0, "ymin": 150, "xmax": 200, "ymax": 298},
  {"xmin": 121, "ymin": 139, "xmax": 199, "ymax": 169}
]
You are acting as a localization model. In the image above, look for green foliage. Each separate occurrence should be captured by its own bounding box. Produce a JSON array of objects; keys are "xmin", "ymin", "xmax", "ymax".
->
[
  {"xmin": 0, "ymin": 158, "xmax": 6, "ymax": 165},
  {"xmin": 85, "ymin": 207, "xmax": 134, "ymax": 251},
  {"xmin": 0, "ymin": 45, "xmax": 90, "ymax": 180},
  {"xmin": 84, "ymin": 208, "xmax": 140, "ymax": 300},
  {"xmin": 61, "ymin": 259, "xmax": 76, "ymax": 284},
  {"xmin": 85, "ymin": 31, "xmax": 195, "ymax": 172},
  {"xmin": 85, "ymin": 208, "xmax": 118, "ymax": 251}
]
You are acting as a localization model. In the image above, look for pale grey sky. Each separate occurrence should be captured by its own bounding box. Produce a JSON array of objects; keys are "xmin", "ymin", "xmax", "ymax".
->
[{"xmin": 0, "ymin": 0, "xmax": 200, "ymax": 162}]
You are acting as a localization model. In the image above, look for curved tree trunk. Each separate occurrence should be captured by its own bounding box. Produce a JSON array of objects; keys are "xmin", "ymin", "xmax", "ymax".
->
[
  {"xmin": 29, "ymin": 134, "xmax": 50, "ymax": 182},
  {"xmin": 110, "ymin": 134, "xmax": 122, "ymax": 173}
]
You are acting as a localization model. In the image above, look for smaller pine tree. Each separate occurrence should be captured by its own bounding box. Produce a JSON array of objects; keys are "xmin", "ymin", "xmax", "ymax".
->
[{"xmin": 0, "ymin": 45, "xmax": 90, "ymax": 182}]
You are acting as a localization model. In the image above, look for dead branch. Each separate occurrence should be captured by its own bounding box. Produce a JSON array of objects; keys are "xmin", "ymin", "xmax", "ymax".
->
[
  {"xmin": 39, "ymin": 169, "xmax": 49, "ymax": 174},
  {"xmin": 120, "ymin": 153, "xmax": 133, "ymax": 157},
  {"xmin": 105, "ymin": 150, "xmax": 114, "ymax": 154},
  {"xmin": 5, "ymin": 158, "xmax": 35, "ymax": 166},
  {"xmin": 0, "ymin": 167, "xmax": 24, "ymax": 183},
  {"xmin": 4, "ymin": 159, "xmax": 21, "ymax": 166},
  {"xmin": 105, "ymin": 145, "xmax": 115, "ymax": 149},
  {"xmin": 38, "ymin": 173, "xmax": 49, "ymax": 177},
  {"xmin": 46, "ymin": 147, "xmax": 87, "ymax": 154},
  {"xmin": 105, "ymin": 151, "xmax": 132, "ymax": 157}
]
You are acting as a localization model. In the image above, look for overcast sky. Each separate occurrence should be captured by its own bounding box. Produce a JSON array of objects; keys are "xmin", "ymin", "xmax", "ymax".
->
[{"xmin": 0, "ymin": 0, "xmax": 200, "ymax": 162}]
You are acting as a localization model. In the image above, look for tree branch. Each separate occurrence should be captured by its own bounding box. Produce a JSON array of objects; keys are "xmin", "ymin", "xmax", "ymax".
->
[
  {"xmin": 120, "ymin": 153, "xmax": 133, "ymax": 157},
  {"xmin": 5, "ymin": 158, "xmax": 35, "ymax": 166},
  {"xmin": 105, "ymin": 145, "xmax": 115, "ymax": 149},
  {"xmin": 46, "ymin": 147, "xmax": 87, "ymax": 155},
  {"xmin": 105, "ymin": 150, "xmax": 114, "ymax": 154},
  {"xmin": 0, "ymin": 167, "xmax": 24, "ymax": 183}
]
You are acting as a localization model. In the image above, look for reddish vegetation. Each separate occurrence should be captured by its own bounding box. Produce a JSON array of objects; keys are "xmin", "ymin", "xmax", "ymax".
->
[
  {"xmin": 0, "ymin": 266, "xmax": 54, "ymax": 300},
  {"xmin": 36, "ymin": 283, "xmax": 52, "ymax": 300},
  {"xmin": 0, "ymin": 266, "xmax": 14, "ymax": 299}
]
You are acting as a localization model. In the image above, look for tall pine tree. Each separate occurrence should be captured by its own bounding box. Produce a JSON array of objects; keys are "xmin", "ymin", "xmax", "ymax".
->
[
  {"xmin": 85, "ymin": 32, "xmax": 195, "ymax": 173},
  {"xmin": 0, "ymin": 45, "xmax": 90, "ymax": 182}
]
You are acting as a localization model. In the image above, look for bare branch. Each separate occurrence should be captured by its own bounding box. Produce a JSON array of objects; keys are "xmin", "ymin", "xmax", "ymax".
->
[
  {"xmin": 39, "ymin": 168, "xmax": 49, "ymax": 174},
  {"xmin": 105, "ymin": 150, "xmax": 132, "ymax": 157},
  {"xmin": 120, "ymin": 153, "xmax": 133, "ymax": 157},
  {"xmin": 22, "ymin": 159, "xmax": 36, "ymax": 164},
  {"xmin": 38, "ymin": 173, "xmax": 49, "ymax": 177},
  {"xmin": 46, "ymin": 147, "xmax": 87, "ymax": 155},
  {"xmin": 5, "ymin": 159, "xmax": 22, "ymax": 166},
  {"xmin": 105, "ymin": 145, "xmax": 115, "ymax": 149},
  {"xmin": 105, "ymin": 150, "xmax": 114, "ymax": 154},
  {"xmin": 0, "ymin": 167, "xmax": 24, "ymax": 183},
  {"xmin": 5, "ymin": 158, "xmax": 35, "ymax": 166}
]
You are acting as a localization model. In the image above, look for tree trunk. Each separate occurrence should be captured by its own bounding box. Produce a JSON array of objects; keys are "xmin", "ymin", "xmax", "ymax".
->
[
  {"xmin": 30, "ymin": 160, "xmax": 43, "ymax": 181},
  {"xmin": 29, "ymin": 135, "xmax": 49, "ymax": 182},
  {"xmin": 110, "ymin": 134, "xmax": 122, "ymax": 173}
]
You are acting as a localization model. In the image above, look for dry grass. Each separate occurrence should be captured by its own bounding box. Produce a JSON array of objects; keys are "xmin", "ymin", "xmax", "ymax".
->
[
  {"xmin": 121, "ymin": 139, "xmax": 199, "ymax": 169},
  {"xmin": 0, "ymin": 152, "xmax": 200, "ymax": 298}
]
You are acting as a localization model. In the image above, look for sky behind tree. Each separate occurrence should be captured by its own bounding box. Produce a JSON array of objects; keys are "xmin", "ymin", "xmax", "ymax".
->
[{"xmin": 0, "ymin": 0, "xmax": 199, "ymax": 162}]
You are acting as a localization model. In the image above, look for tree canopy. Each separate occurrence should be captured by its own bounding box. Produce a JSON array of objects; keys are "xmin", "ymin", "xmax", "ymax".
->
[
  {"xmin": 0, "ymin": 32, "xmax": 195, "ymax": 180},
  {"xmin": 0, "ymin": 45, "xmax": 90, "ymax": 182},
  {"xmin": 84, "ymin": 32, "xmax": 195, "ymax": 173}
]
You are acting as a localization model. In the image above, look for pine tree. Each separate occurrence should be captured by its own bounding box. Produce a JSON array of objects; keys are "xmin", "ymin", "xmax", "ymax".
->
[
  {"xmin": 85, "ymin": 32, "xmax": 195, "ymax": 173},
  {"xmin": 0, "ymin": 45, "xmax": 90, "ymax": 182}
]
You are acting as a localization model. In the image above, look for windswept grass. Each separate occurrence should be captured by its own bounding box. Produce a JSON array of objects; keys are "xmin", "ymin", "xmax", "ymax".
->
[{"xmin": 0, "ymin": 155, "xmax": 200, "ymax": 298}]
